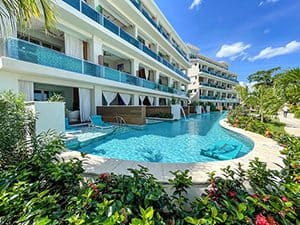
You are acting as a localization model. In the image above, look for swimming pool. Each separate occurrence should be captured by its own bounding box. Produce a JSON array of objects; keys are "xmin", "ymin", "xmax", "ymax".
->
[{"xmin": 67, "ymin": 112, "xmax": 254, "ymax": 163}]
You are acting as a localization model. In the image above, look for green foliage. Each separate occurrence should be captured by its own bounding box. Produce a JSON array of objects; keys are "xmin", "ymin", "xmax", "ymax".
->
[
  {"xmin": 1, "ymin": 0, "xmax": 56, "ymax": 36},
  {"xmin": 0, "ymin": 91, "xmax": 299, "ymax": 225},
  {"xmin": 275, "ymin": 68, "xmax": 300, "ymax": 105},
  {"xmin": 0, "ymin": 90, "xmax": 36, "ymax": 170},
  {"xmin": 234, "ymin": 85, "xmax": 249, "ymax": 105},
  {"xmin": 48, "ymin": 93, "xmax": 65, "ymax": 102},
  {"xmin": 248, "ymin": 67, "xmax": 281, "ymax": 86}
]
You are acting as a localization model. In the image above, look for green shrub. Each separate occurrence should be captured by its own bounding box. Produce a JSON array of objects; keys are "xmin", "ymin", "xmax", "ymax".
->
[
  {"xmin": 0, "ymin": 91, "xmax": 299, "ymax": 225},
  {"xmin": 294, "ymin": 109, "xmax": 300, "ymax": 119}
]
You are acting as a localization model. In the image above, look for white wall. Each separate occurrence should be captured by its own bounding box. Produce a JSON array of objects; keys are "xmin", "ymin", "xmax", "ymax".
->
[{"xmin": 31, "ymin": 102, "xmax": 65, "ymax": 134}]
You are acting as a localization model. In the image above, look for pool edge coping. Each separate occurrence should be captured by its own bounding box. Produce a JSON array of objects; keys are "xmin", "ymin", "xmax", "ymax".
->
[{"xmin": 61, "ymin": 118, "xmax": 284, "ymax": 184}]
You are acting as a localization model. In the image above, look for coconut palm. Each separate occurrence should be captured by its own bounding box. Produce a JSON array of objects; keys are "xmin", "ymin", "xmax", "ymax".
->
[{"xmin": 0, "ymin": 0, "xmax": 55, "ymax": 37}]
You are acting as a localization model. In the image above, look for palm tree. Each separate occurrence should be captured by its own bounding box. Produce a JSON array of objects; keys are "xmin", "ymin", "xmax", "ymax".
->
[
  {"xmin": 0, "ymin": 0, "xmax": 55, "ymax": 37},
  {"xmin": 275, "ymin": 68, "xmax": 300, "ymax": 105},
  {"xmin": 234, "ymin": 85, "xmax": 249, "ymax": 106}
]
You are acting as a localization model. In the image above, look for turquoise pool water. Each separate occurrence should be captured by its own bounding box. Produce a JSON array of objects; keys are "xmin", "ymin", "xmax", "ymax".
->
[{"xmin": 68, "ymin": 112, "xmax": 254, "ymax": 163}]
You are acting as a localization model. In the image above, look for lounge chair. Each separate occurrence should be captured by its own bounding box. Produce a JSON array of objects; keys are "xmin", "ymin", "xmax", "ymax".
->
[
  {"xmin": 89, "ymin": 115, "xmax": 114, "ymax": 129},
  {"xmin": 65, "ymin": 118, "xmax": 82, "ymax": 134}
]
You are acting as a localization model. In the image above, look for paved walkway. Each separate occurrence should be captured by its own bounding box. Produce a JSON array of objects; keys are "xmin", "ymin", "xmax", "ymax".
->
[{"xmin": 278, "ymin": 112, "xmax": 300, "ymax": 137}]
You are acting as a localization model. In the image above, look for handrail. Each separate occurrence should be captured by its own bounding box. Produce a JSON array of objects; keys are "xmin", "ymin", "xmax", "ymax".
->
[
  {"xmin": 114, "ymin": 116, "xmax": 127, "ymax": 126},
  {"xmin": 4, "ymin": 38, "xmax": 188, "ymax": 97},
  {"xmin": 61, "ymin": 0, "xmax": 189, "ymax": 80}
]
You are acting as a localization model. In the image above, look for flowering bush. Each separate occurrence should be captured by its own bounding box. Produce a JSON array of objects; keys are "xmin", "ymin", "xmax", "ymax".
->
[{"xmin": 0, "ymin": 91, "xmax": 299, "ymax": 224}]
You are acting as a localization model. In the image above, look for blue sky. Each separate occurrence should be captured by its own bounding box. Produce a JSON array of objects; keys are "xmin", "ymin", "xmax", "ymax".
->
[{"xmin": 155, "ymin": 0, "xmax": 300, "ymax": 82}]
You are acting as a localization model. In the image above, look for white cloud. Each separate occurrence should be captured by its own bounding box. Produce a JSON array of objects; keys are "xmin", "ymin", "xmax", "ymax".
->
[
  {"xmin": 216, "ymin": 42, "xmax": 251, "ymax": 60},
  {"xmin": 189, "ymin": 0, "xmax": 203, "ymax": 10},
  {"xmin": 259, "ymin": 0, "xmax": 279, "ymax": 6},
  {"xmin": 263, "ymin": 28, "xmax": 270, "ymax": 34},
  {"xmin": 249, "ymin": 40, "xmax": 300, "ymax": 61}
]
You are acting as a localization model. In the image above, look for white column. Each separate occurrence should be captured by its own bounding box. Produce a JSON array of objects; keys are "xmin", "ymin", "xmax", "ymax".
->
[
  {"xmin": 133, "ymin": 94, "xmax": 140, "ymax": 106},
  {"xmin": 155, "ymin": 71, "xmax": 160, "ymax": 83},
  {"xmin": 91, "ymin": 87, "xmax": 102, "ymax": 114},
  {"xmin": 155, "ymin": 97, "xmax": 159, "ymax": 106},
  {"xmin": 89, "ymin": 35, "xmax": 103, "ymax": 64},
  {"xmin": 134, "ymin": 26, "xmax": 138, "ymax": 38},
  {"xmin": 132, "ymin": 59, "xmax": 140, "ymax": 76},
  {"xmin": 169, "ymin": 78, "xmax": 174, "ymax": 88}
]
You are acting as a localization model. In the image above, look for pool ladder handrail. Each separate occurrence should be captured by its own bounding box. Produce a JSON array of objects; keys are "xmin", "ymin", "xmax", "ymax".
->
[{"xmin": 114, "ymin": 115, "xmax": 127, "ymax": 126}]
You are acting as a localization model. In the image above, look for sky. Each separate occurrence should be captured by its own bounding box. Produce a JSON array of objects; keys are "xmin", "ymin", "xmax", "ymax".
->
[{"xmin": 155, "ymin": 0, "xmax": 300, "ymax": 82}]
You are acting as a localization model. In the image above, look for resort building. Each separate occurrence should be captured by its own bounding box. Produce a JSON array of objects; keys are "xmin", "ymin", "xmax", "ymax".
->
[
  {"xmin": 0, "ymin": 0, "xmax": 190, "ymax": 123},
  {"xmin": 187, "ymin": 44, "xmax": 239, "ymax": 109}
]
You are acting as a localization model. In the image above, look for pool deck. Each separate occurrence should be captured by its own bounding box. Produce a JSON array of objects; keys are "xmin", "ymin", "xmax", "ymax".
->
[{"xmin": 61, "ymin": 118, "xmax": 284, "ymax": 184}]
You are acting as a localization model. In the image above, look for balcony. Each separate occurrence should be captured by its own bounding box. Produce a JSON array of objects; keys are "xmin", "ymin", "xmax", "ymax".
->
[
  {"xmin": 200, "ymin": 82, "xmax": 234, "ymax": 91},
  {"xmin": 200, "ymin": 96, "xmax": 239, "ymax": 102},
  {"xmin": 128, "ymin": 0, "xmax": 189, "ymax": 62},
  {"xmin": 4, "ymin": 38, "xmax": 187, "ymax": 97},
  {"xmin": 199, "ymin": 68, "xmax": 238, "ymax": 83},
  {"xmin": 61, "ymin": 0, "xmax": 189, "ymax": 81}
]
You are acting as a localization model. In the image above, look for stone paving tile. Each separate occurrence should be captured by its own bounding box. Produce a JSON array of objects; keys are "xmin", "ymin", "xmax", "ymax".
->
[{"xmin": 62, "ymin": 119, "xmax": 284, "ymax": 184}]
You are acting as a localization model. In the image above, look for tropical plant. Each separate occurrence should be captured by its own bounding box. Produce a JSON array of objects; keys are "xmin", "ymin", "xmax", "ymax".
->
[
  {"xmin": 0, "ymin": 0, "xmax": 55, "ymax": 37},
  {"xmin": 247, "ymin": 85, "xmax": 282, "ymax": 122},
  {"xmin": 0, "ymin": 90, "xmax": 36, "ymax": 170},
  {"xmin": 248, "ymin": 67, "xmax": 281, "ymax": 86},
  {"xmin": 1, "ymin": 91, "xmax": 299, "ymax": 225},
  {"xmin": 234, "ymin": 85, "xmax": 249, "ymax": 106},
  {"xmin": 275, "ymin": 68, "xmax": 300, "ymax": 105},
  {"xmin": 48, "ymin": 93, "xmax": 64, "ymax": 102}
]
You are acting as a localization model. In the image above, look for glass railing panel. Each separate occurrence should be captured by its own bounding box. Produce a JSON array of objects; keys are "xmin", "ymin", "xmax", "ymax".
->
[
  {"xmin": 81, "ymin": 1, "xmax": 100, "ymax": 23},
  {"xmin": 130, "ymin": 0, "xmax": 141, "ymax": 9},
  {"xmin": 62, "ymin": 0, "xmax": 80, "ymax": 10},
  {"xmin": 103, "ymin": 17, "xmax": 119, "ymax": 35},
  {"xmin": 104, "ymin": 67, "xmax": 120, "ymax": 81},
  {"xmin": 39, "ymin": 47, "xmax": 82, "ymax": 74},
  {"xmin": 121, "ymin": 72, "xmax": 139, "ymax": 86},
  {"xmin": 142, "ymin": 45, "xmax": 157, "ymax": 60},
  {"xmin": 6, "ymin": 38, "xmax": 82, "ymax": 74},
  {"xmin": 120, "ymin": 29, "xmax": 140, "ymax": 48},
  {"xmin": 141, "ymin": 8, "xmax": 158, "ymax": 28},
  {"xmin": 142, "ymin": 79, "xmax": 157, "ymax": 89},
  {"xmin": 83, "ymin": 61, "xmax": 102, "ymax": 77}
]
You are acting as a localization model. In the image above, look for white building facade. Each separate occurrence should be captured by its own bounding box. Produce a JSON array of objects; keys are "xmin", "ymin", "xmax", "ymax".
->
[
  {"xmin": 187, "ymin": 44, "xmax": 239, "ymax": 109},
  {"xmin": 0, "ymin": 0, "xmax": 190, "ymax": 123}
]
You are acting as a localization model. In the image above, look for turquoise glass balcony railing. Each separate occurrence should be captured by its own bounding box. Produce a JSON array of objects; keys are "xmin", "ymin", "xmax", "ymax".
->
[
  {"xmin": 5, "ymin": 38, "xmax": 187, "ymax": 96},
  {"xmin": 62, "ymin": 0, "xmax": 189, "ymax": 80},
  {"xmin": 200, "ymin": 68, "xmax": 238, "ymax": 83},
  {"xmin": 200, "ymin": 82, "xmax": 229, "ymax": 90},
  {"xmin": 82, "ymin": 2, "xmax": 100, "ymax": 23},
  {"xmin": 129, "ymin": 0, "xmax": 189, "ymax": 61}
]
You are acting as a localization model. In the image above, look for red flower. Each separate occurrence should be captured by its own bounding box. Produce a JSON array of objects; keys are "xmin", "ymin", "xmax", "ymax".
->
[
  {"xmin": 98, "ymin": 173, "xmax": 111, "ymax": 182},
  {"xmin": 228, "ymin": 191, "xmax": 237, "ymax": 198},
  {"xmin": 88, "ymin": 183, "xmax": 99, "ymax": 194},
  {"xmin": 281, "ymin": 196, "xmax": 288, "ymax": 202},
  {"xmin": 266, "ymin": 215, "xmax": 278, "ymax": 225},
  {"xmin": 256, "ymin": 214, "xmax": 270, "ymax": 225},
  {"xmin": 251, "ymin": 193, "xmax": 259, "ymax": 198}
]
